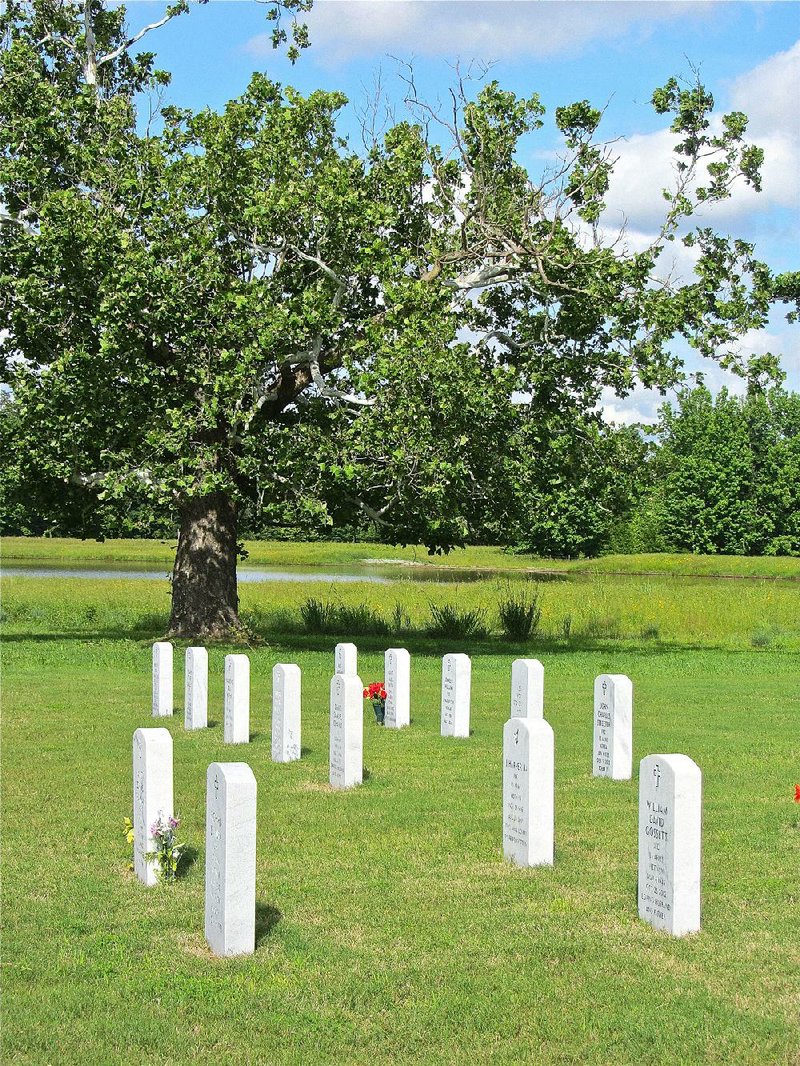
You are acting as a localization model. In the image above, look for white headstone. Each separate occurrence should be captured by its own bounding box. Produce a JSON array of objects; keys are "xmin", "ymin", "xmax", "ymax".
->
[
  {"xmin": 334, "ymin": 642, "xmax": 358, "ymax": 676},
  {"xmin": 502, "ymin": 717, "xmax": 554, "ymax": 867},
  {"xmin": 132, "ymin": 727, "xmax": 174, "ymax": 886},
  {"xmin": 224, "ymin": 654, "xmax": 250, "ymax": 744},
  {"xmin": 638, "ymin": 754, "xmax": 702, "ymax": 936},
  {"xmin": 272, "ymin": 663, "xmax": 301, "ymax": 763},
  {"xmin": 184, "ymin": 646, "xmax": 208, "ymax": 730},
  {"xmin": 205, "ymin": 762, "xmax": 257, "ymax": 957},
  {"xmin": 510, "ymin": 658, "xmax": 544, "ymax": 719},
  {"xmin": 385, "ymin": 648, "xmax": 410, "ymax": 729},
  {"xmin": 152, "ymin": 641, "xmax": 173, "ymax": 717},
  {"xmin": 593, "ymin": 673, "xmax": 633, "ymax": 780},
  {"xmin": 440, "ymin": 653, "xmax": 471, "ymax": 738},
  {"xmin": 329, "ymin": 673, "xmax": 363, "ymax": 789}
]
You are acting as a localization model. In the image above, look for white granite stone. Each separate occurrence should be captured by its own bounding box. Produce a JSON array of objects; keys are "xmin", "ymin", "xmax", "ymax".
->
[
  {"xmin": 329, "ymin": 673, "xmax": 363, "ymax": 789},
  {"xmin": 204, "ymin": 762, "xmax": 257, "ymax": 957},
  {"xmin": 638, "ymin": 754, "xmax": 702, "ymax": 936},
  {"xmin": 334, "ymin": 642, "xmax": 358, "ymax": 676},
  {"xmin": 272, "ymin": 663, "xmax": 301, "ymax": 763},
  {"xmin": 440, "ymin": 653, "xmax": 471, "ymax": 738},
  {"xmin": 184, "ymin": 646, "xmax": 208, "ymax": 730},
  {"xmin": 152, "ymin": 641, "xmax": 173, "ymax": 717},
  {"xmin": 510, "ymin": 658, "xmax": 544, "ymax": 719},
  {"xmin": 593, "ymin": 673, "xmax": 633, "ymax": 780},
  {"xmin": 384, "ymin": 648, "xmax": 410, "ymax": 729},
  {"xmin": 132, "ymin": 727, "xmax": 174, "ymax": 886},
  {"xmin": 502, "ymin": 717, "xmax": 554, "ymax": 867},
  {"xmin": 224, "ymin": 654, "xmax": 250, "ymax": 744}
]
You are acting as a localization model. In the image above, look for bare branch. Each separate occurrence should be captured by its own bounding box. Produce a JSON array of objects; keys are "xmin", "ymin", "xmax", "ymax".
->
[{"xmin": 97, "ymin": 9, "xmax": 187, "ymax": 70}]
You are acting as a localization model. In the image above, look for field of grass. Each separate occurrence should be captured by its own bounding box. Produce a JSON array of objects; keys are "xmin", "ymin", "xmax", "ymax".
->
[
  {"xmin": 3, "ymin": 535, "xmax": 799, "ymax": 579},
  {"xmin": 2, "ymin": 556, "xmax": 799, "ymax": 1064}
]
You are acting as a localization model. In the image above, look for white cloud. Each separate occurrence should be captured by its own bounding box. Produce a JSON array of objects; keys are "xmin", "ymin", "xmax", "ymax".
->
[
  {"xmin": 602, "ymin": 39, "xmax": 800, "ymax": 233},
  {"xmin": 244, "ymin": 0, "xmax": 715, "ymax": 66},
  {"xmin": 599, "ymin": 384, "xmax": 664, "ymax": 426}
]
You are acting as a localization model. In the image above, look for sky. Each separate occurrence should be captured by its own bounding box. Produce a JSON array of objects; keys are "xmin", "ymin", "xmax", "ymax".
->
[{"xmin": 123, "ymin": 0, "xmax": 800, "ymax": 424}]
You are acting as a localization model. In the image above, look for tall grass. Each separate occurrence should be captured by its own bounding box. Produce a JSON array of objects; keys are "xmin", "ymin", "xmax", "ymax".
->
[{"xmin": 497, "ymin": 583, "xmax": 543, "ymax": 641}]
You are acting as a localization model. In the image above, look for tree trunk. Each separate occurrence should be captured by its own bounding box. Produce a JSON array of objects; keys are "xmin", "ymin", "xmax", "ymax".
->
[{"xmin": 168, "ymin": 492, "xmax": 243, "ymax": 640}]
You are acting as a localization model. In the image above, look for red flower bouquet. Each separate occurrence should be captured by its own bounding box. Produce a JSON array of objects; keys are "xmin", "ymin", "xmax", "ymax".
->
[{"xmin": 363, "ymin": 681, "xmax": 387, "ymax": 725}]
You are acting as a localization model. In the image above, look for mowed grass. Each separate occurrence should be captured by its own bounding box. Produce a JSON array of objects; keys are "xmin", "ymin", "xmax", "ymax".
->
[{"xmin": 2, "ymin": 565, "xmax": 800, "ymax": 1064}]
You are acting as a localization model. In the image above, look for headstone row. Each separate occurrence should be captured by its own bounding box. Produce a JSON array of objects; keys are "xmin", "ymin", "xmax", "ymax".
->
[{"xmin": 152, "ymin": 644, "xmax": 303, "ymax": 761}]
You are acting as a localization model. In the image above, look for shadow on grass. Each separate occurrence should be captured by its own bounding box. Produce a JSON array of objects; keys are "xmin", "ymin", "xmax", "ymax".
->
[
  {"xmin": 1, "ymin": 623, "xmax": 753, "ymax": 657},
  {"xmin": 177, "ymin": 845, "xmax": 199, "ymax": 880},
  {"xmin": 255, "ymin": 903, "xmax": 282, "ymax": 946}
]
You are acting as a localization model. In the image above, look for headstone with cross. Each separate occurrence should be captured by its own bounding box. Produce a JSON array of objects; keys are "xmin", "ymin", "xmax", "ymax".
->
[
  {"xmin": 502, "ymin": 717, "xmax": 554, "ymax": 866},
  {"xmin": 638, "ymin": 753, "xmax": 702, "ymax": 936},
  {"xmin": 593, "ymin": 673, "xmax": 633, "ymax": 779}
]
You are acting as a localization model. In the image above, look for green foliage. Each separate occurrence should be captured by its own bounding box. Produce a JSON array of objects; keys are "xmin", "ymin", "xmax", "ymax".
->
[
  {"xmin": 426, "ymin": 602, "xmax": 489, "ymax": 640},
  {"xmin": 497, "ymin": 583, "xmax": 543, "ymax": 641},
  {"xmin": 647, "ymin": 383, "xmax": 800, "ymax": 555},
  {"xmin": 299, "ymin": 597, "xmax": 389, "ymax": 636}
]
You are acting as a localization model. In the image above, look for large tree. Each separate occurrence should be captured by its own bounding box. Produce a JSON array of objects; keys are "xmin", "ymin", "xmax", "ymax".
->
[{"xmin": 1, "ymin": 1, "xmax": 782, "ymax": 636}]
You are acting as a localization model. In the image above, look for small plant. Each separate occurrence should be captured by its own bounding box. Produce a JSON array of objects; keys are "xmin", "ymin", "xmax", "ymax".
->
[
  {"xmin": 751, "ymin": 625, "xmax": 783, "ymax": 648},
  {"xmin": 363, "ymin": 682, "xmax": 387, "ymax": 724},
  {"xmin": 497, "ymin": 584, "xmax": 542, "ymax": 641},
  {"xmin": 427, "ymin": 602, "xmax": 489, "ymax": 640},
  {"xmin": 640, "ymin": 624, "xmax": 660, "ymax": 641},
  {"xmin": 560, "ymin": 614, "xmax": 573, "ymax": 641},
  {"xmin": 123, "ymin": 816, "xmax": 135, "ymax": 870},
  {"xmin": 336, "ymin": 604, "xmax": 390, "ymax": 635},
  {"xmin": 391, "ymin": 602, "xmax": 412, "ymax": 632},
  {"xmin": 145, "ymin": 814, "xmax": 184, "ymax": 883},
  {"xmin": 300, "ymin": 597, "xmax": 332, "ymax": 633}
]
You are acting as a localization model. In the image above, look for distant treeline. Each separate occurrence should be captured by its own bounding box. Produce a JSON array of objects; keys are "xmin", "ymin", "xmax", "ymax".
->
[{"xmin": 3, "ymin": 383, "xmax": 798, "ymax": 557}]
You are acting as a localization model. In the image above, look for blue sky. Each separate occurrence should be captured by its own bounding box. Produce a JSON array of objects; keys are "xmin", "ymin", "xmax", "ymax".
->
[{"xmin": 124, "ymin": 0, "xmax": 799, "ymax": 421}]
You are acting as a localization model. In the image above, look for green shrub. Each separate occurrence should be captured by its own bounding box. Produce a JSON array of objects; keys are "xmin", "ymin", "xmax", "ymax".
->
[
  {"xmin": 497, "ymin": 584, "xmax": 542, "ymax": 641},
  {"xmin": 300, "ymin": 597, "xmax": 333, "ymax": 633},
  {"xmin": 335, "ymin": 603, "xmax": 390, "ymax": 635},
  {"xmin": 426, "ymin": 602, "xmax": 489, "ymax": 640}
]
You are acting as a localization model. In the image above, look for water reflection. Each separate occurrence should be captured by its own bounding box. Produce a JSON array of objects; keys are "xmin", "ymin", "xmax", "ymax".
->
[{"xmin": 0, "ymin": 561, "xmax": 567, "ymax": 585}]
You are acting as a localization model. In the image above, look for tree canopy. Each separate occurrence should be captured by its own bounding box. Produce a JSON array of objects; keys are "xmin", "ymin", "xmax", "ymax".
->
[{"xmin": 1, "ymin": 0, "xmax": 790, "ymax": 635}]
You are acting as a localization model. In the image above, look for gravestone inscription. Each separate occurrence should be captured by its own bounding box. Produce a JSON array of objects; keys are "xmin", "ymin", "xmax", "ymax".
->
[
  {"xmin": 502, "ymin": 717, "xmax": 554, "ymax": 866},
  {"xmin": 440, "ymin": 653, "xmax": 471, "ymax": 738},
  {"xmin": 510, "ymin": 658, "xmax": 544, "ymax": 719},
  {"xmin": 334, "ymin": 642, "xmax": 357, "ymax": 676},
  {"xmin": 638, "ymin": 753, "xmax": 702, "ymax": 936},
  {"xmin": 593, "ymin": 673, "xmax": 633, "ymax": 780},
  {"xmin": 385, "ymin": 648, "xmax": 410, "ymax": 729},
  {"xmin": 330, "ymin": 673, "xmax": 363, "ymax": 789}
]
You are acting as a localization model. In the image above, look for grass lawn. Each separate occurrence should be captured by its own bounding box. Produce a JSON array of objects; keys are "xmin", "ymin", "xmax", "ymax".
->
[{"xmin": 2, "ymin": 548, "xmax": 799, "ymax": 1064}]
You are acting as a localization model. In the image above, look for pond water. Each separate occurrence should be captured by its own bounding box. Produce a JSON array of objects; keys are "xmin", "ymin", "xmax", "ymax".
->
[{"xmin": 0, "ymin": 560, "xmax": 567, "ymax": 585}]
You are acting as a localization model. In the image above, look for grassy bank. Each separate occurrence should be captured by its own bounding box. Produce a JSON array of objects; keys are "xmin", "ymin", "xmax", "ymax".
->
[
  {"xmin": 2, "ymin": 567, "xmax": 798, "ymax": 651},
  {"xmin": 2, "ymin": 562, "xmax": 799, "ymax": 1063},
  {"xmin": 2, "ymin": 536, "xmax": 799, "ymax": 579}
]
